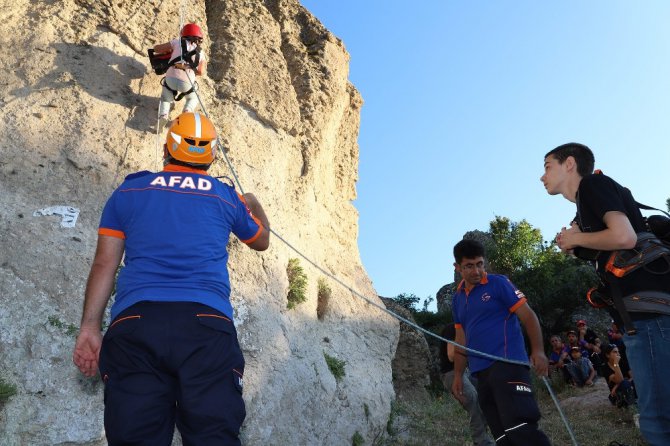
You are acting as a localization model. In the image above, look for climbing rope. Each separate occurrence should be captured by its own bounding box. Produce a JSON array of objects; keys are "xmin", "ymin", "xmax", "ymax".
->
[{"xmin": 153, "ymin": 10, "xmax": 578, "ymax": 445}]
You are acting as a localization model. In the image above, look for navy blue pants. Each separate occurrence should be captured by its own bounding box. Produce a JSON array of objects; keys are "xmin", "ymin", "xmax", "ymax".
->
[
  {"xmin": 99, "ymin": 301, "xmax": 245, "ymax": 446},
  {"xmin": 475, "ymin": 362, "xmax": 550, "ymax": 446}
]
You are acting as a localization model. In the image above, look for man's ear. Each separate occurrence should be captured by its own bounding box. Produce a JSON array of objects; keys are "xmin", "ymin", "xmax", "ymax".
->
[{"xmin": 565, "ymin": 155, "xmax": 577, "ymax": 172}]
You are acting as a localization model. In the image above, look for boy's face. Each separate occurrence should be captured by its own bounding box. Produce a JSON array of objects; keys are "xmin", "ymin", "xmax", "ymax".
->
[
  {"xmin": 570, "ymin": 349, "xmax": 581, "ymax": 359},
  {"xmin": 541, "ymin": 154, "xmax": 569, "ymax": 196}
]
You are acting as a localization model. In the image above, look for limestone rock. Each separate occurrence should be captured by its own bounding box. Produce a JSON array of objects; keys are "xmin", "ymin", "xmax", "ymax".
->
[{"xmin": 0, "ymin": 1, "xmax": 398, "ymax": 444}]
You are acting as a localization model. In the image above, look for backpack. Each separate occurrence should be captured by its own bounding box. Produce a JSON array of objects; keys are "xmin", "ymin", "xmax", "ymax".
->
[
  {"xmin": 147, "ymin": 39, "xmax": 201, "ymax": 75},
  {"xmin": 585, "ymin": 202, "xmax": 670, "ymax": 333}
]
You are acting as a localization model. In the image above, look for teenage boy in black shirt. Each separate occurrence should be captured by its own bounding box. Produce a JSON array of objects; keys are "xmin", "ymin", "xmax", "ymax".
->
[{"xmin": 541, "ymin": 142, "xmax": 670, "ymax": 446}]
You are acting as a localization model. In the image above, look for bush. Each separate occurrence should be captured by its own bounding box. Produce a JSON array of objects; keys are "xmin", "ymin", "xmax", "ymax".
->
[
  {"xmin": 352, "ymin": 431, "xmax": 365, "ymax": 446},
  {"xmin": 287, "ymin": 258, "xmax": 308, "ymax": 309},
  {"xmin": 324, "ymin": 352, "xmax": 346, "ymax": 381},
  {"xmin": 0, "ymin": 377, "xmax": 17, "ymax": 404},
  {"xmin": 317, "ymin": 277, "xmax": 332, "ymax": 319}
]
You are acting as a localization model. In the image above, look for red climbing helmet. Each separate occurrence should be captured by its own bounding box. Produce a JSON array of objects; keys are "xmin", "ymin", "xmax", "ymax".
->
[{"xmin": 181, "ymin": 23, "xmax": 203, "ymax": 39}]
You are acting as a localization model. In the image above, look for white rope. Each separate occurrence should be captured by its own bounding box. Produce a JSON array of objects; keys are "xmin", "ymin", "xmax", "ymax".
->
[{"xmin": 156, "ymin": 6, "xmax": 577, "ymax": 444}]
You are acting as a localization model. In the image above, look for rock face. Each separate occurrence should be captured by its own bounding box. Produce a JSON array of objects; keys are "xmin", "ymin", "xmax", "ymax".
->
[{"xmin": 0, "ymin": 1, "xmax": 399, "ymax": 444}]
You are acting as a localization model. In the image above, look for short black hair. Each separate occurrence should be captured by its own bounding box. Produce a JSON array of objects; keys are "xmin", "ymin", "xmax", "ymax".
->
[
  {"xmin": 453, "ymin": 239, "xmax": 485, "ymax": 264},
  {"xmin": 544, "ymin": 142, "xmax": 595, "ymax": 177}
]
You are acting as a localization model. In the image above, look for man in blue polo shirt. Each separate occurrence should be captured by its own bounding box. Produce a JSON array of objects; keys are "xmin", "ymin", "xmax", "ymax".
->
[
  {"xmin": 72, "ymin": 112, "xmax": 270, "ymax": 446},
  {"xmin": 450, "ymin": 239, "xmax": 550, "ymax": 446}
]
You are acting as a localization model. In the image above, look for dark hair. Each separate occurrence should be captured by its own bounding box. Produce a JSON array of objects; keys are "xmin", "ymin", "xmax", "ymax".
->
[
  {"xmin": 544, "ymin": 142, "xmax": 595, "ymax": 177},
  {"xmin": 453, "ymin": 239, "xmax": 485, "ymax": 264},
  {"xmin": 602, "ymin": 343, "xmax": 619, "ymax": 356}
]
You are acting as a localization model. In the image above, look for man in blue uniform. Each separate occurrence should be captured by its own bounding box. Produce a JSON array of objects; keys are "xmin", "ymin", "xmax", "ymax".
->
[
  {"xmin": 72, "ymin": 112, "xmax": 270, "ymax": 446},
  {"xmin": 450, "ymin": 239, "xmax": 550, "ymax": 446},
  {"xmin": 541, "ymin": 142, "xmax": 670, "ymax": 445}
]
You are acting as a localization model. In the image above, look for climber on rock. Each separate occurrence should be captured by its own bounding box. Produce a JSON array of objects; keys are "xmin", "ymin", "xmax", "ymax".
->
[{"xmin": 152, "ymin": 23, "xmax": 207, "ymax": 130}]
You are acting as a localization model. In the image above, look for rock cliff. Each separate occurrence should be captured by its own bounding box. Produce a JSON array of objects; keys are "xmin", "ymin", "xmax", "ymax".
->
[{"xmin": 0, "ymin": 1, "xmax": 399, "ymax": 444}]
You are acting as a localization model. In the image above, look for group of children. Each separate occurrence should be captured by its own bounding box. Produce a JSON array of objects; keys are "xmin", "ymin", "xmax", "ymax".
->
[{"xmin": 549, "ymin": 319, "xmax": 637, "ymax": 408}]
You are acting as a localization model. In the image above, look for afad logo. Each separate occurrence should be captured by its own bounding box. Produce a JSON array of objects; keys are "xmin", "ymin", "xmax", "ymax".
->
[
  {"xmin": 514, "ymin": 289, "xmax": 526, "ymax": 300},
  {"xmin": 481, "ymin": 292, "xmax": 491, "ymax": 302},
  {"xmin": 515, "ymin": 384, "xmax": 532, "ymax": 393},
  {"xmin": 188, "ymin": 145, "xmax": 205, "ymax": 154}
]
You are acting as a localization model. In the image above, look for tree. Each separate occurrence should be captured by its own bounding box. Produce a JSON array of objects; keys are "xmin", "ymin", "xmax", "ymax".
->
[
  {"xmin": 391, "ymin": 292, "xmax": 421, "ymax": 311},
  {"xmin": 483, "ymin": 217, "xmax": 599, "ymax": 338}
]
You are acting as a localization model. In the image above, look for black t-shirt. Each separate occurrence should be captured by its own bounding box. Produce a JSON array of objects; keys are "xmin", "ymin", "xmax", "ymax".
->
[
  {"xmin": 439, "ymin": 323, "xmax": 456, "ymax": 374},
  {"xmin": 576, "ymin": 173, "xmax": 668, "ymax": 314},
  {"xmin": 603, "ymin": 362, "xmax": 631, "ymax": 391},
  {"xmin": 583, "ymin": 328, "xmax": 600, "ymax": 346}
]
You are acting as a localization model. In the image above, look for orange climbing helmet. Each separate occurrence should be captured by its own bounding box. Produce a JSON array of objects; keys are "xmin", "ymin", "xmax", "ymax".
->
[
  {"xmin": 181, "ymin": 23, "xmax": 203, "ymax": 39},
  {"xmin": 165, "ymin": 112, "xmax": 218, "ymax": 167}
]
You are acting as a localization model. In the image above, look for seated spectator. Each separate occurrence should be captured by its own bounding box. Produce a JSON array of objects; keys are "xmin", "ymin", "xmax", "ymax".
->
[
  {"xmin": 602, "ymin": 344, "xmax": 637, "ymax": 408},
  {"xmin": 564, "ymin": 330, "xmax": 589, "ymax": 360},
  {"xmin": 548, "ymin": 335, "xmax": 571, "ymax": 383},
  {"xmin": 576, "ymin": 319, "xmax": 604, "ymax": 374},
  {"xmin": 607, "ymin": 320, "xmax": 631, "ymax": 375},
  {"xmin": 565, "ymin": 346, "xmax": 597, "ymax": 387}
]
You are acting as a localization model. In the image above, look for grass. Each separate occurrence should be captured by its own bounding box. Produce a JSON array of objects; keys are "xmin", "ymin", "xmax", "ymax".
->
[
  {"xmin": 324, "ymin": 352, "xmax": 346, "ymax": 382},
  {"xmin": 316, "ymin": 277, "xmax": 331, "ymax": 319},
  {"xmin": 47, "ymin": 315, "xmax": 79, "ymax": 336},
  {"xmin": 0, "ymin": 377, "xmax": 17, "ymax": 404},
  {"xmin": 286, "ymin": 258, "xmax": 308, "ymax": 309},
  {"xmin": 377, "ymin": 379, "xmax": 646, "ymax": 446}
]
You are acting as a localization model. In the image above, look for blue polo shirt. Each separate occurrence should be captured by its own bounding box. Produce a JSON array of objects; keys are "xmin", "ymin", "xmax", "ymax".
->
[
  {"xmin": 452, "ymin": 273, "xmax": 529, "ymax": 374},
  {"xmin": 99, "ymin": 165, "xmax": 262, "ymax": 321}
]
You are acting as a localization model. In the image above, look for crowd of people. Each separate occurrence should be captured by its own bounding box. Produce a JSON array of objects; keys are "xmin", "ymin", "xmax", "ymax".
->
[{"xmin": 548, "ymin": 320, "xmax": 637, "ymax": 408}]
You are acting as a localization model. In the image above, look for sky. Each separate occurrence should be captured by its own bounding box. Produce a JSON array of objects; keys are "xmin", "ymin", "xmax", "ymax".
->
[{"xmin": 300, "ymin": 1, "xmax": 670, "ymax": 311}]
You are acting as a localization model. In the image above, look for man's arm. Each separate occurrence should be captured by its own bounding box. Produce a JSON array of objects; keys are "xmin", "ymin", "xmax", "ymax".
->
[
  {"xmin": 242, "ymin": 193, "xmax": 270, "ymax": 251},
  {"xmin": 73, "ymin": 235, "xmax": 124, "ymax": 377},
  {"xmin": 514, "ymin": 303, "xmax": 548, "ymax": 376},
  {"xmin": 558, "ymin": 211, "xmax": 637, "ymax": 252},
  {"xmin": 451, "ymin": 325, "xmax": 467, "ymax": 404}
]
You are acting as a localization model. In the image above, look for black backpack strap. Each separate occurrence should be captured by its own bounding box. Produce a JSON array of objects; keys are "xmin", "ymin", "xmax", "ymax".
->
[
  {"xmin": 636, "ymin": 201, "xmax": 670, "ymax": 218},
  {"xmin": 167, "ymin": 38, "xmax": 200, "ymax": 71},
  {"xmin": 606, "ymin": 274, "xmax": 637, "ymax": 335}
]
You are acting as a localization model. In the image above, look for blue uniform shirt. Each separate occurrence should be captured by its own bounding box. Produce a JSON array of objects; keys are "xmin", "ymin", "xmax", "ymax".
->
[
  {"xmin": 99, "ymin": 165, "xmax": 262, "ymax": 321},
  {"xmin": 452, "ymin": 273, "xmax": 529, "ymax": 374}
]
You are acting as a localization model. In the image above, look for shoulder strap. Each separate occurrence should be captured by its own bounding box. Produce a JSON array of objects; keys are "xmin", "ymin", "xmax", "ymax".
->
[{"xmin": 636, "ymin": 201, "xmax": 670, "ymax": 218}]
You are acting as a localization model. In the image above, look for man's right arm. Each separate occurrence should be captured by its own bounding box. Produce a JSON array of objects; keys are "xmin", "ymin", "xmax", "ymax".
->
[
  {"xmin": 242, "ymin": 193, "xmax": 270, "ymax": 251},
  {"xmin": 451, "ymin": 325, "xmax": 467, "ymax": 403},
  {"xmin": 558, "ymin": 211, "xmax": 637, "ymax": 252}
]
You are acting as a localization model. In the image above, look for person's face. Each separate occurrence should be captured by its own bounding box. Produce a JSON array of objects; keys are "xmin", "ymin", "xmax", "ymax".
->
[
  {"xmin": 577, "ymin": 322, "xmax": 586, "ymax": 330},
  {"xmin": 607, "ymin": 347, "xmax": 620, "ymax": 361},
  {"xmin": 455, "ymin": 256, "xmax": 486, "ymax": 287},
  {"xmin": 541, "ymin": 155, "xmax": 568, "ymax": 196},
  {"xmin": 550, "ymin": 336, "xmax": 563, "ymax": 349},
  {"xmin": 570, "ymin": 349, "xmax": 581, "ymax": 359},
  {"xmin": 567, "ymin": 333, "xmax": 577, "ymax": 343}
]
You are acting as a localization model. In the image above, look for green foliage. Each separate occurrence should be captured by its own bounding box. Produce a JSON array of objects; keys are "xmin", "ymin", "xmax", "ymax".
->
[
  {"xmin": 352, "ymin": 431, "xmax": 365, "ymax": 446},
  {"xmin": 391, "ymin": 292, "xmax": 420, "ymax": 311},
  {"xmin": 48, "ymin": 315, "xmax": 78, "ymax": 337},
  {"xmin": 287, "ymin": 258, "xmax": 308, "ymax": 309},
  {"xmin": 317, "ymin": 277, "xmax": 332, "ymax": 319},
  {"xmin": 0, "ymin": 377, "xmax": 17, "ymax": 403},
  {"xmin": 324, "ymin": 352, "xmax": 346, "ymax": 381},
  {"xmin": 364, "ymin": 402, "xmax": 370, "ymax": 420},
  {"xmin": 666, "ymin": 197, "xmax": 670, "ymax": 212},
  {"xmin": 482, "ymin": 217, "xmax": 599, "ymax": 337},
  {"xmin": 486, "ymin": 216, "xmax": 543, "ymax": 275}
]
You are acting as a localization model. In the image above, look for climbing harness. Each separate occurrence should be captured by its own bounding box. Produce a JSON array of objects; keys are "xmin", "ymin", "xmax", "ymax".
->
[{"xmin": 160, "ymin": 76, "xmax": 197, "ymax": 102}]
